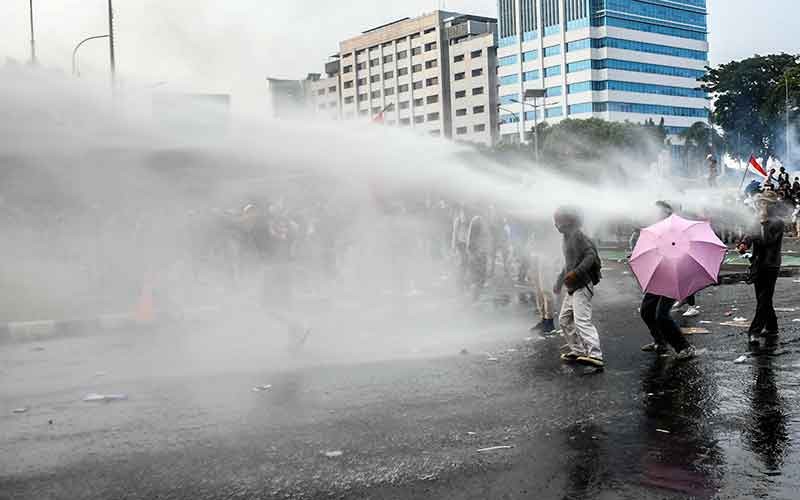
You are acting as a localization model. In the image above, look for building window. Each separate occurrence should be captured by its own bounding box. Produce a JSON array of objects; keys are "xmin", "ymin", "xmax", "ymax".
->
[
  {"xmin": 397, "ymin": 50, "xmax": 408, "ymax": 60},
  {"xmin": 411, "ymin": 32, "xmax": 421, "ymax": 39},
  {"xmin": 358, "ymin": 109, "xmax": 368, "ymax": 116},
  {"xmin": 425, "ymin": 59, "xmax": 438, "ymax": 69},
  {"xmin": 471, "ymin": 68, "xmax": 483, "ymax": 77},
  {"xmin": 399, "ymin": 101, "xmax": 410, "ymax": 109},
  {"xmin": 384, "ymin": 71, "xmax": 394, "ymax": 80},
  {"xmin": 328, "ymin": 86, "xmax": 337, "ymax": 93},
  {"xmin": 372, "ymin": 107, "xmax": 381, "ymax": 115},
  {"xmin": 456, "ymin": 126, "xmax": 468, "ymax": 135},
  {"xmin": 523, "ymin": 70, "xmax": 539, "ymax": 81},
  {"xmin": 356, "ymin": 62, "xmax": 366, "ymax": 70},
  {"xmin": 427, "ymin": 112, "xmax": 440, "ymax": 121},
  {"xmin": 400, "ymin": 117, "xmax": 411, "ymax": 126},
  {"xmin": 385, "ymin": 87, "xmax": 395, "ymax": 96},
  {"xmin": 370, "ymin": 74, "xmax": 380, "ymax": 83},
  {"xmin": 412, "ymin": 81, "xmax": 423, "ymax": 90},
  {"xmin": 472, "ymin": 87, "xmax": 484, "ymax": 95},
  {"xmin": 544, "ymin": 65, "xmax": 561, "ymax": 77},
  {"xmin": 470, "ymin": 49, "xmax": 482, "ymax": 58},
  {"xmin": 473, "ymin": 105, "xmax": 485, "ymax": 114},
  {"xmin": 357, "ymin": 77, "xmax": 367, "ymax": 85},
  {"xmin": 455, "ymin": 90, "xmax": 466, "ymax": 98},
  {"xmin": 412, "ymin": 64, "xmax": 423, "ymax": 73},
  {"xmin": 344, "ymin": 96, "xmax": 354, "ymax": 104},
  {"xmin": 398, "ymin": 67, "xmax": 409, "ymax": 76},
  {"xmin": 414, "ymin": 97, "xmax": 424, "ymax": 106},
  {"xmin": 498, "ymin": 55, "xmax": 518, "ymax": 66},
  {"xmin": 425, "ymin": 41, "xmax": 437, "ymax": 52},
  {"xmin": 500, "ymin": 93, "xmax": 519, "ymax": 105},
  {"xmin": 546, "ymin": 86, "xmax": 562, "ymax": 97},
  {"xmin": 499, "ymin": 74, "xmax": 518, "ymax": 86},
  {"xmin": 344, "ymin": 80, "xmax": 353, "ymax": 89},
  {"xmin": 398, "ymin": 83, "xmax": 409, "ymax": 93},
  {"xmin": 383, "ymin": 55, "xmax": 394, "ymax": 63},
  {"xmin": 543, "ymin": 45, "xmax": 561, "ymax": 57},
  {"xmin": 369, "ymin": 45, "xmax": 379, "ymax": 54},
  {"xmin": 426, "ymin": 95, "xmax": 439, "ymax": 104},
  {"xmin": 317, "ymin": 89, "xmax": 325, "ymax": 96},
  {"xmin": 474, "ymin": 124, "xmax": 486, "ymax": 132},
  {"xmin": 358, "ymin": 93, "xmax": 367, "ymax": 102},
  {"xmin": 424, "ymin": 27, "xmax": 436, "ymax": 35},
  {"xmin": 356, "ymin": 49, "xmax": 365, "ymax": 56},
  {"xmin": 454, "ymin": 54, "xmax": 465, "ymax": 63},
  {"xmin": 455, "ymin": 72, "xmax": 465, "ymax": 81},
  {"xmin": 430, "ymin": 130, "xmax": 441, "ymax": 137},
  {"xmin": 426, "ymin": 77, "xmax": 439, "ymax": 87},
  {"xmin": 370, "ymin": 58, "xmax": 380, "ymax": 67},
  {"xmin": 411, "ymin": 47, "xmax": 422, "ymax": 56},
  {"xmin": 414, "ymin": 115, "xmax": 424, "ymax": 124},
  {"xmin": 456, "ymin": 108, "xmax": 467, "ymax": 116},
  {"xmin": 523, "ymin": 50, "xmax": 538, "ymax": 62},
  {"xmin": 343, "ymin": 65, "xmax": 353, "ymax": 73},
  {"xmin": 382, "ymin": 42, "xmax": 392, "ymax": 49},
  {"xmin": 371, "ymin": 90, "xmax": 381, "ymax": 99}
]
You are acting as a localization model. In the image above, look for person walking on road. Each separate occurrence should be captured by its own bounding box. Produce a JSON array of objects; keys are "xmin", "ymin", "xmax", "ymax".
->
[
  {"xmin": 467, "ymin": 206, "xmax": 492, "ymax": 302},
  {"xmin": 737, "ymin": 191, "xmax": 784, "ymax": 346},
  {"xmin": 552, "ymin": 206, "xmax": 604, "ymax": 369},
  {"xmin": 639, "ymin": 201, "xmax": 697, "ymax": 360}
]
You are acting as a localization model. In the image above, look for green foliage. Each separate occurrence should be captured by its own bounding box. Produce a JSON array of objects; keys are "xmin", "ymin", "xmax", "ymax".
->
[
  {"xmin": 701, "ymin": 53, "xmax": 800, "ymax": 161},
  {"xmin": 533, "ymin": 118, "xmax": 666, "ymax": 164}
]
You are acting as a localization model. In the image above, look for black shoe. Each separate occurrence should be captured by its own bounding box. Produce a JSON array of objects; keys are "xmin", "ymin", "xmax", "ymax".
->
[
  {"xmin": 748, "ymin": 333, "xmax": 760, "ymax": 345},
  {"xmin": 529, "ymin": 321, "xmax": 545, "ymax": 333},
  {"xmin": 641, "ymin": 343, "xmax": 667, "ymax": 354}
]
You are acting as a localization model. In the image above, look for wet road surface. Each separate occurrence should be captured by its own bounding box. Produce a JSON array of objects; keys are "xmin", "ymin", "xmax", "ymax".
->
[{"xmin": 3, "ymin": 271, "xmax": 800, "ymax": 499}]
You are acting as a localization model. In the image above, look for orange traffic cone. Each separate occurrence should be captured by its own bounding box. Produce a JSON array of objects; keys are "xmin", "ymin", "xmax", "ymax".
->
[{"xmin": 135, "ymin": 274, "xmax": 155, "ymax": 323}]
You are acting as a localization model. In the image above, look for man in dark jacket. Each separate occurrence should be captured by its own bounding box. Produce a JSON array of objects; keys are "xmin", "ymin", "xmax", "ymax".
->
[
  {"xmin": 738, "ymin": 191, "xmax": 784, "ymax": 345},
  {"xmin": 552, "ymin": 206, "xmax": 604, "ymax": 368}
]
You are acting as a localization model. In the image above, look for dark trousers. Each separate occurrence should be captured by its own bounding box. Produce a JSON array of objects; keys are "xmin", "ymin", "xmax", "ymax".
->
[
  {"xmin": 641, "ymin": 293, "xmax": 690, "ymax": 351},
  {"xmin": 749, "ymin": 268, "xmax": 780, "ymax": 335}
]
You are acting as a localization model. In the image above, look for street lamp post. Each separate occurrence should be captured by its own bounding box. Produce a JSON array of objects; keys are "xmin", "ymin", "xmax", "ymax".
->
[
  {"xmin": 498, "ymin": 106, "xmax": 521, "ymax": 144},
  {"xmin": 513, "ymin": 89, "xmax": 547, "ymax": 162},
  {"xmin": 72, "ymin": 35, "xmax": 110, "ymax": 76},
  {"xmin": 108, "ymin": 0, "xmax": 116, "ymax": 89},
  {"xmin": 28, "ymin": 0, "xmax": 36, "ymax": 65},
  {"xmin": 787, "ymin": 73, "xmax": 791, "ymax": 167}
]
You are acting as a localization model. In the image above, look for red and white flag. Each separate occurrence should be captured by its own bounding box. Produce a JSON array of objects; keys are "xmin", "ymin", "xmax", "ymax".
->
[{"xmin": 748, "ymin": 156, "xmax": 768, "ymax": 177}]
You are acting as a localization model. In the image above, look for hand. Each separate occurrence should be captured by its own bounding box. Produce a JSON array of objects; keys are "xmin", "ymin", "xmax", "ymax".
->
[{"xmin": 564, "ymin": 271, "xmax": 578, "ymax": 287}]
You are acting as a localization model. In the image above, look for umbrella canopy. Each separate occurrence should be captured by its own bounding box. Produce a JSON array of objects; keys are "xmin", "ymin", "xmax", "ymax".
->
[{"xmin": 630, "ymin": 215, "xmax": 727, "ymax": 301}]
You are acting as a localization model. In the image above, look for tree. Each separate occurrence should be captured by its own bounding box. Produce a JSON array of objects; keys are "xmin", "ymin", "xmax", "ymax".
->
[{"xmin": 701, "ymin": 53, "xmax": 800, "ymax": 161}]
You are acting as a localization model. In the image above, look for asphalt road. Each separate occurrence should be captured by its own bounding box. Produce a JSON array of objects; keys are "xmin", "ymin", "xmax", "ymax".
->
[{"xmin": 3, "ymin": 268, "xmax": 800, "ymax": 500}]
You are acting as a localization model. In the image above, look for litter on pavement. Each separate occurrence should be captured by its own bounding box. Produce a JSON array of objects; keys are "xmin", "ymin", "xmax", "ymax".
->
[
  {"xmin": 323, "ymin": 450, "xmax": 343, "ymax": 458},
  {"xmin": 733, "ymin": 317, "xmax": 748, "ymax": 322},
  {"xmin": 682, "ymin": 327, "xmax": 711, "ymax": 335},
  {"xmin": 719, "ymin": 322, "xmax": 750, "ymax": 328},
  {"xmin": 486, "ymin": 357, "xmax": 499, "ymax": 362},
  {"xmin": 11, "ymin": 407, "xmax": 28, "ymax": 414},
  {"xmin": 252, "ymin": 385, "xmax": 272, "ymax": 392},
  {"xmin": 476, "ymin": 445, "xmax": 514, "ymax": 453},
  {"xmin": 699, "ymin": 321, "xmax": 713, "ymax": 324},
  {"xmin": 734, "ymin": 355, "xmax": 748, "ymax": 364},
  {"xmin": 775, "ymin": 307, "xmax": 797, "ymax": 312},
  {"xmin": 83, "ymin": 393, "xmax": 128, "ymax": 402},
  {"xmin": 656, "ymin": 429, "xmax": 671, "ymax": 434}
]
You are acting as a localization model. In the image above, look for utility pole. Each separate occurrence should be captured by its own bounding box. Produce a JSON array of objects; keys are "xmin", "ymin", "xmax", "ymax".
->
[
  {"xmin": 108, "ymin": 0, "xmax": 116, "ymax": 89},
  {"xmin": 28, "ymin": 0, "xmax": 36, "ymax": 65},
  {"xmin": 787, "ymin": 73, "xmax": 791, "ymax": 166}
]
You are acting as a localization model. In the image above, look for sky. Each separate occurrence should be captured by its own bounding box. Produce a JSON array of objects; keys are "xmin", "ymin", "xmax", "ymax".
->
[{"xmin": 0, "ymin": 0, "xmax": 798, "ymax": 101}]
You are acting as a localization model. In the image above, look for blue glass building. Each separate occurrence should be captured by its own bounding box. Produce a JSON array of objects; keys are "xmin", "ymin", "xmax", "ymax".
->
[{"xmin": 496, "ymin": 0, "xmax": 709, "ymax": 143}]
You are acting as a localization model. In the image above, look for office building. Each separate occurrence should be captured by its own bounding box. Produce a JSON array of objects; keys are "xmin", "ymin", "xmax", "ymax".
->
[
  {"xmin": 496, "ymin": 0, "xmax": 709, "ymax": 143},
  {"xmin": 301, "ymin": 11, "xmax": 498, "ymax": 146}
]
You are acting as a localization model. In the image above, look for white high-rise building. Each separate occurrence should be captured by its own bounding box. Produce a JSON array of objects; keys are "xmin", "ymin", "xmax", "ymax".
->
[{"xmin": 496, "ymin": 0, "xmax": 710, "ymax": 144}]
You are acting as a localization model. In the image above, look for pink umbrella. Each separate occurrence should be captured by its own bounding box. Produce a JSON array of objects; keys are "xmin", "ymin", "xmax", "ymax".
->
[{"xmin": 630, "ymin": 215, "xmax": 727, "ymax": 301}]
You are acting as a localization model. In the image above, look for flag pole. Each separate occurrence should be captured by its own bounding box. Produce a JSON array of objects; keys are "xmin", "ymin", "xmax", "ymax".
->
[{"xmin": 738, "ymin": 158, "xmax": 750, "ymax": 191}]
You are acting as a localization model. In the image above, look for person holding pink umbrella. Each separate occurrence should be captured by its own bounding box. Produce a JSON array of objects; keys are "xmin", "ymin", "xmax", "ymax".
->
[{"xmin": 637, "ymin": 202, "xmax": 697, "ymax": 360}]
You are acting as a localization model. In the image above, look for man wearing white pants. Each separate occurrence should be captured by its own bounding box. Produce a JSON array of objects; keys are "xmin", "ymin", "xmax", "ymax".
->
[{"xmin": 552, "ymin": 206, "xmax": 604, "ymax": 369}]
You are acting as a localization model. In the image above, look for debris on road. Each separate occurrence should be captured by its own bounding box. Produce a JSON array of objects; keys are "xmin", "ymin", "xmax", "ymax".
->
[
  {"xmin": 656, "ymin": 429, "xmax": 671, "ymax": 434},
  {"xmin": 733, "ymin": 355, "xmax": 748, "ymax": 364},
  {"xmin": 486, "ymin": 357, "xmax": 499, "ymax": 362},
  {"xmin": 12, "ymin": 407, "xmax": 28, "ymax": 414},
  {"xmin": 82, "ymin": 393, "xmax": 128, "ymax": 402},
  {"xmin": 323, "ymin": 450, "xmax": 343, "ymax": 458},
  {"xmin": 252, "ymin": 385, "xmax": 272, "ymax": 392},
  {"xmin": 775, "ymin": 307, "xmax": 797, "ymax": 312},
  {"xmin": 724, "ymin": 311, "xmax": 733, "ymax": 317},
  {"xmin": 466, "ymin": 431, "xmax": 477, "ymax": 436},
  {"xmin": 699, "ymin": 321, "xmax": 713, "ymax": 324},
  {"xmin": 682, "ymin": 327, "xmax": 711, "ymax": 335},
  {"xmin": 476, "ymin": 445, "xmax": 514, "ymax": 453},
  {"xmin": 733, "ymin": 317, "xmax": 748, "ymax": 322},
  {"xmin": 720, "ymin": 321, "xmax": 750, "ymax": 328}
]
